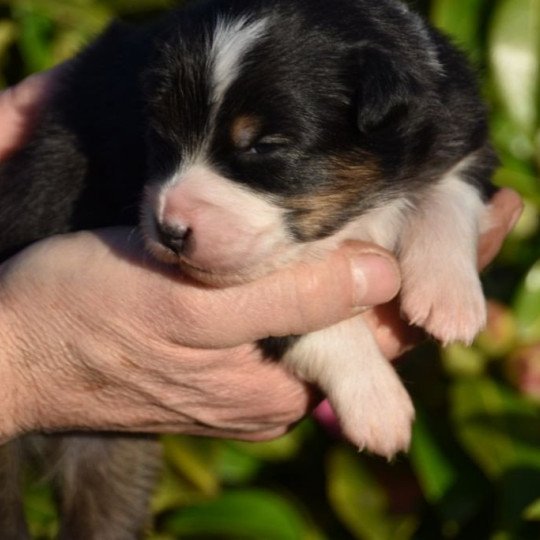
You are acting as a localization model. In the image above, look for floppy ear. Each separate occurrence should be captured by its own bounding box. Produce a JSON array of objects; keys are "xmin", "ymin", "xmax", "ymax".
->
[{"xmin": 355, "ymin": 46, "xmax": 419, "ymax": 134}]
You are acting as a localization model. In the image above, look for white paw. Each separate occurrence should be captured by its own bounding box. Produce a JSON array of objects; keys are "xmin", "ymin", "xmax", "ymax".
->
[
  {"xmin": 330, "ymin": 366, "xmax": 415, "ymax": 459},
  {"xmin": 401, "ymin": 267, "xmax": 487, "ymax": 346}
]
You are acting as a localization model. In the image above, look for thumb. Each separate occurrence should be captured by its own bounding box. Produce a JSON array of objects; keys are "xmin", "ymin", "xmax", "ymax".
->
[{"xmin": 194, "ymin": 242, "xmax": 401, "ymax": 346}]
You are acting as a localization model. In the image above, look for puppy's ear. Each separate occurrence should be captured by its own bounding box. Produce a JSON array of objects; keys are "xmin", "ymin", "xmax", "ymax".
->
[{"xmin": 355, "ymin": 46, "xmax": 420, "ymax": 134}]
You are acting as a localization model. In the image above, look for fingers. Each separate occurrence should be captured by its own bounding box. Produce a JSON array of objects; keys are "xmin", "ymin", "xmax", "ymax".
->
[
  {"xmin": 0, "ymin": 68, "xmax": 61, "ymax": 160},
  {"xmin": 363, "ymin": 299, "xmax": 426, "ymax": 359},
  {"xmin": 182, "ymin": 244, "xmax": 402, "ymax": 347}
]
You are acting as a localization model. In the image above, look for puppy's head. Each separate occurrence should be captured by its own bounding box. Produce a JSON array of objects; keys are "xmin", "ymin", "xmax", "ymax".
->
[{"xmin": 141, "ymin": 0, "xmax": 439, "ymax": 284}]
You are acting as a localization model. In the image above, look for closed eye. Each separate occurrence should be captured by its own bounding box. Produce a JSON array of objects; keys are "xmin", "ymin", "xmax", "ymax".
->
[{"xmin": 242, "ymin": 134, "xmax": 290, "ymax": 155}]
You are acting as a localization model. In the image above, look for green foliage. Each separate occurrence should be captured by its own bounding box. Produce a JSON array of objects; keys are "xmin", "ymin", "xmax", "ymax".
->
[{"xmin": 3, "ymin": 0, "xmax": 540, "ymax": 538}]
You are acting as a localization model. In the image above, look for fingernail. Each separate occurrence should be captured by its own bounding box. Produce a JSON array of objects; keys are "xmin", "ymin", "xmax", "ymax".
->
[{"xmin": 351, "ymin": 253, "xmax": 401, "ymax": 306}]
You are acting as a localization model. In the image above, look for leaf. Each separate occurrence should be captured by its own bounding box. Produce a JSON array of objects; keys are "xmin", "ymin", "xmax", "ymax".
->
[
  {"xmin": 327, "ymin": 446, "xmax": 417, "ymax": 540},
  {"xmin": 430, "ymin": 0, "xmax": 486, "ymax": 61},
  {"xmin": 0, "ymin": 19, "xmax": 17, "ymax": 59},
  {"xmin": 162, "ymin": 489, "xmax": 320, "ymax": 540},
  {"xmin": 215, "ymin": 441, "xmax": 261, "ymax": 484},
  {"xmin": 524, "ymin": 498, "xmax": 540, "ymax": 520},
  {"xmin": 24, "ymin": 0, "xmax": 112, "ymax": 35},
  {"xmin": 410, "ymin": 407, "xmax": 489, "ymax": 527},
  {"xmin": 451, "ymin": 377, "xmax": 540, "ymax": 479},
  {"xmin": 230, "ymin": 422, "xmax": 306, "ymax": 462},
  {"xmin": 24, "ymin": 480, "xmax": 59, "ymax": 539},
  {"xmin": 13, "ymin": 5, "xmax": 54, "ymax": 73},
  {"xmin": 442, "ymin": 344, "xmax": 487, "ymax": 378},
  {"xmin": 489, "ymin": 0, "xmax": 540, "ymax": 136},
  {"xmin": 0, "ymin": 19, "xmax": 17, "ymax": 86},
  {"xmin": 493, "ymin": 167, "xmax": 540, "ymax": 209},
  {"xmin": 513, "ymin": 259, "xmax": 540, "ymax": 342},
  {"xmin": 51, "ymin": 28, "xmax": 90, "ymax": 63},
  {"xmin": 152, "ymin": 464, "xmax": 211, "ymax": 515},
  {"xmin": 106, "ymin": 0, "xmax": 176, "ymax": 15},
  {"xmin": 162, "ymin": 436, "xmax": 220, "ymax": 497}
]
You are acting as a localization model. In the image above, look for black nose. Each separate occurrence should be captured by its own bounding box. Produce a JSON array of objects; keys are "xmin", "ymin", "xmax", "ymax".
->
[{"xmin": 156, "ymin": 220, "xmax": 191, "ymax": 255}]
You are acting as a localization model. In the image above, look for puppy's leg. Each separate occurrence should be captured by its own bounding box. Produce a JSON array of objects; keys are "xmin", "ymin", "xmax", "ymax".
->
[
  {"xmin": 53, "ymin": 434, "xmax": 161, "ymax": 540},
  {"xmin": 399, "ymin": 163, "xmax": 489, "ymax": 345},
  {"xmin": 0, "ymin": 440, "xmax": 30, "ymax": 540},
  {"xmin": 284, "ymin": 316, "xmax": 414, "ymax": 459}
]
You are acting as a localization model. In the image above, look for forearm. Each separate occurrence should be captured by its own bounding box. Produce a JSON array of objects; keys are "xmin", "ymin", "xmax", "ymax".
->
[{"xmin": 0, "ymin": 307, "xmax": 26, "ymax": 441}]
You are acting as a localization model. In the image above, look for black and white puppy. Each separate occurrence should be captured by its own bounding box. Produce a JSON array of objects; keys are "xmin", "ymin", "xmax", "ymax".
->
[{"xmin": 0, "ymin": 0, "xmax": 496, "ymax": 537}]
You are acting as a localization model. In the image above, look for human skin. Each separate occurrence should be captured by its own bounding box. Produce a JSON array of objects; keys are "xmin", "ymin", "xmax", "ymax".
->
[{"xmin": 0, "ymin": 71, "xmax": 522, "ymax": 443}]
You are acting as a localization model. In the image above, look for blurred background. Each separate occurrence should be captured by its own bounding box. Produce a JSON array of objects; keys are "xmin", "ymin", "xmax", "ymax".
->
[{"xmin": 0, "ymin": 0, "xmax": 539, "ymax": 538}]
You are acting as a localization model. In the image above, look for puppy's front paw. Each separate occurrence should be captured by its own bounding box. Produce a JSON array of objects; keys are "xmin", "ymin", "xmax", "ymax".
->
[
  {"xmin": 401, "ymin": 266, "xmax": 486, "ymax": 346},
  {"xmin": 332, "ymin": 367, "xmax": 415, "ymax": 459}
]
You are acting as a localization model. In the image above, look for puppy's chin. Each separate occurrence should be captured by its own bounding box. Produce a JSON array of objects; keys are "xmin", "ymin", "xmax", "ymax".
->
[{"xmin": 144, "ymin": 237, "xmax": 284, "ymax": 286}]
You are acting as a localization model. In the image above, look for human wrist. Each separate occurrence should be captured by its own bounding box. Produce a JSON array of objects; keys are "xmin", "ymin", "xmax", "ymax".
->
[
  {"xmin": 0, "ymin": 352, "xmax": 18, "ymax": 443},
  {"xmin": 0, "ymin": 256, "xmax": 58, "ymax": 440},
  {"xmin": 0, "ymin": 295, "xmax": 29, "ymax": 441}
]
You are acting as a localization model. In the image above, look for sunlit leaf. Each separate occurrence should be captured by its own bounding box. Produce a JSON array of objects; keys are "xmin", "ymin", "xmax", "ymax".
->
[
  {"xmin": 163, "ymin": 489, "xmax": 320, "ymax": 540},
  {"xmin": 431, "ymin": 0, "xmax": 486, "ymax": 61},
  {"xmin": 0, "ymin": 19, "xmax": 17, "ymax": 59},
  {"xmin": 442, "ymin": 344, "xmax": 487, "ymax": 377},
  {"xmin": 493, "ymin": 167, "xmax": 540, "ymax": 208},
  {"xmin": 231, "ymin": 422, "xmax": 307, "ymax": 462},
  {"xmin": 513, "ymin": 259, "xmax": 540, "ymax": 342},
  {"xmin": 22, "ymin": 0, "xmax": 112, "ymax": 34},
  {"xmin": 13, "ymin": 5, "xmax": 53, "ymax": 73},
  {"xmin": 151, "ymin": 464, "xmax": 210, "ymax": 515},
  {"xmin": 489, "ymin": 0, "xmax": 540, "ymax": 135},
  {"xmin": 162, "ymin": 436, "xmax": 220, "ymax": 497},
  {"xmin": 51, "ymin": 28, "xmax": 90, "ymax": 63},
  {"xmin": 524, "ymin": 498, "xmax": 540, "ymax": 520}
]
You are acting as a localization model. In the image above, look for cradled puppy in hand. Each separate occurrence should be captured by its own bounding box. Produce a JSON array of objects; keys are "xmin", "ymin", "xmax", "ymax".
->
[{"xmin": 0, "ymin": 0, "xmax": 496, "ymax": 537}]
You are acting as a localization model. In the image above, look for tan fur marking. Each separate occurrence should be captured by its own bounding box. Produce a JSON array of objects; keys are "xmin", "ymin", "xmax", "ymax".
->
[
  {"xmin": 286, "ymin": 155, "xmax": 382, "ymax": 239},
  {"xmin": 230, "ymin": 115, "xmax": 261, "ymax": 149}
]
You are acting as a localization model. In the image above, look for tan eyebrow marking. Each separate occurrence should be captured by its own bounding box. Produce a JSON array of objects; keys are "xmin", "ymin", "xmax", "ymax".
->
[{"xmin": 230, "ymin": 115, "xmax": 262, "ymax": 149}]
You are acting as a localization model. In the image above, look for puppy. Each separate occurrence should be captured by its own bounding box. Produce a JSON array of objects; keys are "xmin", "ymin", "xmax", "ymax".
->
[{"xmin": 0, "ymin": 0, "xmax": 496, "ymax": 537}]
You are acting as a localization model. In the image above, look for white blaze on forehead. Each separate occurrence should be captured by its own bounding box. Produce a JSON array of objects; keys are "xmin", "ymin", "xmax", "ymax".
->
[
  {"xmin": 210, "ymin": 16, "xmax": 268, "ymax": 108},
  {"xmin": 159, "ymin": 164, "xmax": 282, "ymax": 229}
]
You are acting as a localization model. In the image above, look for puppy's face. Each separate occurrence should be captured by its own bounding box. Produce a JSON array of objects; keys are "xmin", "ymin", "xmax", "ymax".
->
[{"xmin": 141, "ymin": 8, "xmax": 432, "ymax": 284}]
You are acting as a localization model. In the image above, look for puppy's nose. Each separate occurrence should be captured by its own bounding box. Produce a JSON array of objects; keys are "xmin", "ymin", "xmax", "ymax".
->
[{"xmin": 156, "ymin": 220, "xmax": 192, "ymax": 255}]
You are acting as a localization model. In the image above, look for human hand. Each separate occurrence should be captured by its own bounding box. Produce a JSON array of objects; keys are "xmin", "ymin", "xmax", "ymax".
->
[{"xmin": 0, "ymin": 229, "xmax": 400, "ymax": 442}]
